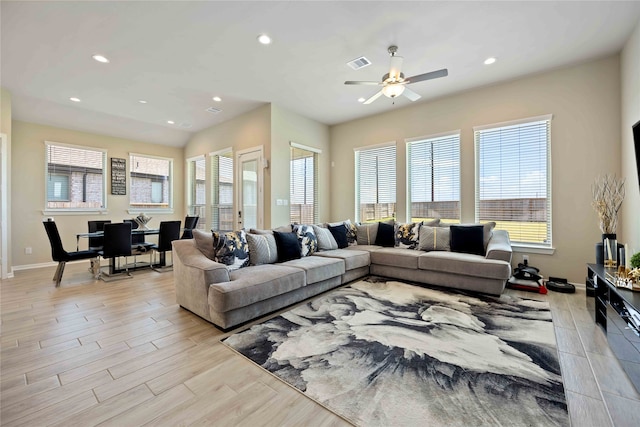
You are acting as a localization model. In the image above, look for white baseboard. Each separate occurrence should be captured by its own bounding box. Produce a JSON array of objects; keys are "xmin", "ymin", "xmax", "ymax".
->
[{"xmin": 12, "ymin": 261, "xmax": 58, "ymax": 271}]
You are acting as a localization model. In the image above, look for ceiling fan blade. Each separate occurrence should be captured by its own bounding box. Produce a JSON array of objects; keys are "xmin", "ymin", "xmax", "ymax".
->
[
  {"xmin": 402, "ymin": 87, "xmax": 421, "ymax": 102},
  {"xmin": 406, "ymin": 68, "xmax": 448, "ymax": 84},
  {"xmin": 363, "ymin": 90, "xmax": 384, "ymax": 105},
  {"xmin": 389, "ymin": 55, "xmax": 404, "ymax": 80},
  {"xmin": 345, "ymin": 81, "xmax": 382, "ymax": 86}
]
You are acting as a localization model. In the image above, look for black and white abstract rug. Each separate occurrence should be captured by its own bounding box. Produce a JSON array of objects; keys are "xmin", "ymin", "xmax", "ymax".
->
[{"xmin": 222, "ymin": 277, "xmax": 569, "ymax": 426}]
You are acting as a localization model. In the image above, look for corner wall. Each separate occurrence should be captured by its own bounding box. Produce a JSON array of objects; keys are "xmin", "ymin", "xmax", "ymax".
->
[
  {"xmin": 330, "ymin": 56, "xmax": 621, "ymax": 283},
  {"xmin": 1, "ymin": 87, "xmax": 12, "ymax": 276}
]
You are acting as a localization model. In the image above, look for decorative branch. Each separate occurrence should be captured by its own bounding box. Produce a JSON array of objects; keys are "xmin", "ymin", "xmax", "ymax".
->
[{"xmin": 591, "ymin": 174, "xmax": 625, "ymax": 234}]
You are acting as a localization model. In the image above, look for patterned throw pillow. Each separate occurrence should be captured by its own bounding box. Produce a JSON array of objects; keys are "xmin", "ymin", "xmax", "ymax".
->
[
  {"xmin": 418, "ymin": 226, "xmax": 451, "ymax": 252},
  {"xmin": 246, "ymin": 233, "xmax": 278, "ymax": 265},
  {"xmin": 292, "ymin": 224, "xmax": 318, "ymax": 256},
  {"xmin": 394, "ymin": 222, "xmax": 421, "ymax": 249},
  {"xmin": 213, "ymin": 230, "xmax": 250, "ymax": 270},
  {"xmin": 312, "ymin": 225, "xmax": 338, "ymax": 251}
]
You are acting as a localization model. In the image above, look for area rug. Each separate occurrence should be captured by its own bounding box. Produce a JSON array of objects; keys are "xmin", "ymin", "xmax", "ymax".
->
[{"xmin": 222, "ymin": 277, "xmax": 569, "ymax": 426}]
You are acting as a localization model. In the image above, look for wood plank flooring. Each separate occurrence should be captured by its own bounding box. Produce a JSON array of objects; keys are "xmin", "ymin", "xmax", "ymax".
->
[{"xmin": 1, "ymin": 262, "xmax": 639, "ymax": 426}]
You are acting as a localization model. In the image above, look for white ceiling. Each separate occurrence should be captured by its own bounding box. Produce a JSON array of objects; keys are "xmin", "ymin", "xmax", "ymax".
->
[{"xmin": 2, "ymin": 1, "xmax": 640, "ymax": 147}]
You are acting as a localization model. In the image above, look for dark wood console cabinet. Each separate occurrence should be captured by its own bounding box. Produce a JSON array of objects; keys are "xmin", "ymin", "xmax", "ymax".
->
[{"xmin": 587, "ymin": 263, "xmax": 640, "ymax": 392}]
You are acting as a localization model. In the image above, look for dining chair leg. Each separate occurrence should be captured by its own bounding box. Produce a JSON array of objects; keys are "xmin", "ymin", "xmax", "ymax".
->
[{"xmin": 54, "ymin": 261, "xmax": 66, "ymax": 287}]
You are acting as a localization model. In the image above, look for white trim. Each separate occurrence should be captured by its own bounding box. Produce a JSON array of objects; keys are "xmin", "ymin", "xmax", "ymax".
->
[
  {"xmin": 12, "ymin": 261, "xmax": 58, "ymax": 271},
  {"xmin": 1, "ymin": 133, "xmax": 9, "ymax": 279},
  {"xmin": 186, "ymin": 154, "xmax": 205, "ymax": 162},
  {"xmin": 405, "ymin": 130, "xmax": 461, "ymax": 144},
  {"xmin": 127, "ymin": 209, "xmax": 174, "ymax": 215},
  {"xmin": 511, "ymin": 244, "xmax": 556, "ymax": 255},
  {"xmin": 209, "ymin": 147, "xmax": 233, "ymax": 157},
  {"xmin": 290, "ymin": 141, "xmax": 322, "ymax": 154},
  {"xmin": 473, "ymin": 114, "xmax": 553, "ymax": 132},
  {"xmin": 129, "ymin": 153, "xmax": 174, "ymax": 211},
  {"xmin": 42, "ymin": 209, "xmax": 108, "ymax": 215},
  {"xmin": 44, "ymin": 140, "xmax": 107, "ymax": 153},
  {"xmin": 353, "ymin": 141, "xmax": 396, "ymax": 152},
  {"xmin": 236, "ymin": 146, "xmax": 264, "ymax": 230}
]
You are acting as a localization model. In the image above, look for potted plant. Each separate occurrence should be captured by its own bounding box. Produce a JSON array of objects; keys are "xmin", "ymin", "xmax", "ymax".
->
[{"xmin": 591, "ymin": 174, "xmax": 625, "ymax": 266}]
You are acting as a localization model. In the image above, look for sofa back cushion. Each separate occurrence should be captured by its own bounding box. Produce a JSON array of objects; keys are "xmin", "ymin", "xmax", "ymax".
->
[
  {"xmin": 213, "ymin": 230, "xmax": 250, "ymax": 270},
  {"xmin": 192, "ymin": 229, "xmax": 216, "ymax": 260},
  {"xmin": 273, "ymin": 231, "xmax": 302, "ymax": 262},
  {"xmin": 246, "ymin": 233, "xmax": 278, "ymax": 265},
  {"xmin": 450, "ymin": 225, "xmax": 485, "ymax": 256}
]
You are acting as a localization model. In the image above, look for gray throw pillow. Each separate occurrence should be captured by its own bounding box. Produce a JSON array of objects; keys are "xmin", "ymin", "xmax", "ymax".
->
[
  {"xmin": 356, "ymin": 222, "xmax": 379, "ymax": 245},
  {"xmin": 192, "ymin": 229, "xmax": 216, "ymax": 260},
  {"xmin": 418, "ymin": 226, "xmax": 451, "ymax": 251},
  {"xmin": 312, "ymin": 225, "xmax": 338, "ymax": 250},
  {"xmin": 246, "ymin": 233, "xmax": 278, "ymax": 265}
]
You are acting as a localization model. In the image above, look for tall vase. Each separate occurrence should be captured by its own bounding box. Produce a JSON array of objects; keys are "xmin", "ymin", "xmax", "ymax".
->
[{"xmin": 603, "ymin": 233, "xmax": 618, "ymax": 269}]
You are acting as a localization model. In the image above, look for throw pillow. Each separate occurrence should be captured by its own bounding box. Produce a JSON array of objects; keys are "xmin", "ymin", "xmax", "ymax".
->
[
  {"xmin": 312, "ymin": 225, "xmax": 338, "ymax": 251},
  {"xmin": 246, "ymin": 233, "xmax": 278, "ymax": 265},
  {"xmin": 394, "ymin": 222, "xmax": 421, "ymax": 249},
  {"xmin": 418, "ymin": 226, "xmax": 451, "ymax": 252},
  {"xmin": 450, "ymin": 225, "xmax": 485, "ymax": 256},
  {"xmin": 442, "ymin": 221, "xmax": 496, "ymax": 249},
  {"xmin": 273, "ymin": 231, "xmax": 302, "ymax": 262},
  {"xmin": 356, "ymin": 222, "xmax": 379, "ymax": 245},
  {"xmin": 213, "ymin": 230, "xmax": 250, "ymax": 270},
  {"xmin": 375, "ymin": 222, "xmax": 395, "ymax": 247},
  {"xmin": 327, "ymin": 219, "xmax": 357, "ymax": 246},
  {"xmin": 192, "ymin": 229, "xmax": 216, "ymax": 260},
  {"xmin": 328, "ymin": 224, "xmax": 349, "ymax": 249},
  {"xmin": 292, "ymin": 224, "xmax": 318, "ymax": 256}
]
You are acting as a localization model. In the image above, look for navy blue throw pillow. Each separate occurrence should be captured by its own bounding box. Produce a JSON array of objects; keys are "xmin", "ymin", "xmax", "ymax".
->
[
  {"xmin": 328, "ymin": 225, "xmax": 348, "ymax": 249},
  {"xmin": 375, "ymin": 222, "xmax": 395, "ymax": 247},
  {"xmin": 273, "ymin": 231, "xmax": 302, "ymax": 262},
  {"xmin": 450, "ymin": 225, "xmax": 485, "ymax": 256}
]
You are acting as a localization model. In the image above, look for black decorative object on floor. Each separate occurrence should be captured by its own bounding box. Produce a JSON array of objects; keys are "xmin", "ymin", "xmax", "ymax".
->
[
  {"xmin": 223, "ymin": 277, "xmax": 569, "ymax": 426},
  {"xmin": 547, "ymin": 277, "xmax": 575, "ymax": 293}
]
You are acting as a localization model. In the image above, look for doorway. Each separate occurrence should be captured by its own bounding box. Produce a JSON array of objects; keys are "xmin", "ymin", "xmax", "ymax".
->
[{"xmin": 236, "ymin": 147, "xmax": 264, "ymax": 230}]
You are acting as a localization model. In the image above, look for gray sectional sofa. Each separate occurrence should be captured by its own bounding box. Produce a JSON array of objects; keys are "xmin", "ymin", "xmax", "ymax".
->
[{"xmin": 172, "ymin": 226, "xmax": 513, "ymax": 330}]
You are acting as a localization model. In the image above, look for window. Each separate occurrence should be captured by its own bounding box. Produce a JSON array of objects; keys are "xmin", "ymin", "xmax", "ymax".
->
[
  {"xmin": 187, "ymin": 156, "xmax": 206, "ymax": 229},
  {"xmin": 355, "ymin": 143, "xmax": 396, "ymax": 223},
  {"xmin": 210, "ymin": 151, "xmax": 234, "ymax": 231},
  {"xmin": 129, "ymin": 154, "xmax": 172, "ymax": 210},
  {"xmin": 474, "ymin": 115, "xmax": 552, "ymax": 246},
  {"xmin": 45, "ymin": 142, "xmax": 106, "ymax": 210},
  {"xmin": 290, "ymin": 144, "xmax": 318, "ymax": 224},
  {"xmin": 407, "ymin": 132, "xmax": 460, "ymax": 223}
]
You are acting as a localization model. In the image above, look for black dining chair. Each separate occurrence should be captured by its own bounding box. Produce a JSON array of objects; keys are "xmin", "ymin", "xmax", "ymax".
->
[
  {"xmin": 181, "ymin": 216, "xmax": 199, "ymax": 239},
  {"xmin": 43, "ymin": 220, "xmax": 99, "ymax": 287},
  {"xmin": 98, "ymin": 222, "xmax": 133, "ymax": 281},
  {"xmin": 124, "ymin": 219, "xmax": 153, "ymax": 266},
  {"xmin": 88, "ymin": 220, "xmax": 111, "ymax": 251},
  {"xmin": 150, "ymin": 220, "xmax": 181, "ymax": 272}
]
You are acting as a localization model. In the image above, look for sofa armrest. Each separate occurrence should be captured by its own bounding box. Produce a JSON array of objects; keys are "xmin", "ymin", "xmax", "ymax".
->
[
  {"xmin": 172, "ymin": 239, "xmax": 230, "ymax": 322},
  {"xmin": 485, "ymin": 230, "xmax": 512, "ymax": 263}
]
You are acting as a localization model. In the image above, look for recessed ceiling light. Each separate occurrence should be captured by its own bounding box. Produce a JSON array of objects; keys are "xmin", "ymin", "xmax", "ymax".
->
[
  {"xmin": 358, "ymin": 98, "xmax": 366, "ymax": 103},
  {"xmin": 69, "ymin": 97, "xmax": 81, "ymax": 102},
  {"xmin": 167, "ymin": 120, "xmax": 175, "ymax": 125},
  {"xmin": 92, "ymin": 54, "xmax": 110, "ymax": 63},
  {"xmin": 257, "ymin": 34, "xmax": 272, "ymax": 45},
  {"xmin": 138, "ymin": 100, "xmax": 148, "ymax": 104},
  {"xmin": 484, "ymin": 57, "xmax": 496, "ymax": 65},
  {"xmin": 212, "ymin": 96, "xmax": 222, "ymax": 102}
]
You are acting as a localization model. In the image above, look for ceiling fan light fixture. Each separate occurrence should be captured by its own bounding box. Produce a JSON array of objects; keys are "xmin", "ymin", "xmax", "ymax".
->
[{"xmin": 382, "ymin": 84, "xmax": 405, "ymax": 98}]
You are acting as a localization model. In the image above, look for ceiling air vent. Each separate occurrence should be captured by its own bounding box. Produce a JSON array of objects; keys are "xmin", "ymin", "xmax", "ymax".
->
[
  {"xmin": 347, "ymin": 56, "xmax": 371, "ymax": 70},
  {"xmin": 205, "ymin": 107, "xmax": 222, "ymax": 114}
]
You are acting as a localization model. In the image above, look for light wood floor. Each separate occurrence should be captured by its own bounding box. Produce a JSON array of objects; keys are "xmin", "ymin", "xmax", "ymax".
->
[{"xmin": 1, "ymin": 262, "xmax": 639, "ymax": 426}]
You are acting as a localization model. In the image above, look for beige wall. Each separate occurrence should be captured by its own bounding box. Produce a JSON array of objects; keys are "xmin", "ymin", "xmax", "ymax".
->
[
  {"xmin": 270, "ymin": 105, "xmax": 330, "ymax": 227},
  {"xmin": 1, "ymin": 87, "xmax": 12, "ymax": 275},
  {"xmin": 330, "ymin": 56, "xmax": 621, "ymax": 283},
  {"xmin": 11, "ymin": 120, "xmax": 184, "ymax": 267},
  {"xmin": 621, "ymin": 19, "xmax": 640, "ymax": 258}
]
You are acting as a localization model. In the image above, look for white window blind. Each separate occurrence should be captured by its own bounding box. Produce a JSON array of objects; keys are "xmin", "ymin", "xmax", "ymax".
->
[
  {"xmin": 408, "ymin": 133, "xmax": 460, "ymax": 223},
  {"xmin": 45, "ymin": 142, "xmax": 106, "ymax": 210},
  {"xmin": 210, "ymin": 152, "xmax": 234, "ymax": 231},
  {"xmin": 475, "ymin": 115, "xmax": 552, "ymax": 246},
  {"xmin": 130, "ymin": 154, "xmax": 172, "ymax": 210},
  {"xmin": 187, "ymin": 157, "xmax": 206, "ymax": 229},
  {"xmin": 290, "ymin": 146, "xmax": 317, "ymax": 224},
  {"xmin": 355, "ymin": 144, "xmax": 396, "ymax": 223}
]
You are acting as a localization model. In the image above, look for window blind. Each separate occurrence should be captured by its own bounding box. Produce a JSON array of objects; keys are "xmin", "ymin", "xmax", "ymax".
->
[
  {"xmin": 355, "ymin": 144, "xmax": 396, "ymax": 223},
  {"xmin": 290, "ymin": 147, "xmax": 317, "ymax": 224},
  {"xmin": 408, "ymin": 133, "xmax": 460, "ymax": 222},
  {"xmin": 475, "ymin": 116, "xmax": 552, "ymax": 246},
  {"xmin": 211, "ymin": 152, "xmax": 234, "ymax": 231},
  {"xmin": 130, "ymin": 154, "xmax": 172, "ymax": 209},
  {"xmin": 45, "ymin": 142, "xmax": 106, "ymax": 209},
  {"xmin": 187, "ymin": 157, "xmax": 206, "ymax": 229}
]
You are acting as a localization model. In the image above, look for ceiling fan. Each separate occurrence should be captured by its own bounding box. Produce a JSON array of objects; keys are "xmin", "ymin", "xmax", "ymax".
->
[{"xmin": 345, "ymin": 45, "xmax": 448, "ymax": 104}]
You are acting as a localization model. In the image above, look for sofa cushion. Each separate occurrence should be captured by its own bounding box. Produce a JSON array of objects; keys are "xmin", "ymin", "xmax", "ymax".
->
[
  {"xmin": 246, "ymin": 233, "xmax": 278, "ymax": 265},
  {"xmin": 293, "ymin": 224, "xmax": 318, "ymax": 256},
  {"xmin": 375, "ymin": 222, "xmax": 395, "ymax": 247},
  {"xmin": 192, "ymin": 229, "xmax": 216, "ymax": 260},
  {"xmin": 328, "ymin": 224, "xmax": 349, "ymax": 249},
  {"xmin": 418, "ymin": 251, "xmax": 511, "ymax": 280},
  {"xmin": 210, "ymin": 264, "xmax": 306, "ymax": 312},
  {"xmin": 282, "ymin": 256, "xmax": 345, "ymax": 284},
  {"xmin": 312, "ymin": 225, "xmax": 338, "ymax": 251},
  {"xmin": 313, "ymin": 249, "xmax": 370, "ymax": 271},
  {"xmin": 346, "ymin": 244, "xmax": 382, "ymax": 253},
  {"xmin": 213, "ymin": 230, "xmax": 250, "ymax": 271},
  {"xmin": 356, "ymin": 222, "xmax": 379, "ymax": 245},
  {"xmin": 370, "ymin": 247, "xmax": 422, "ymax": 269},
  {"xmin": 273, "ymin": 231, "xmax": 302, "ymax": 262},
  {"xmin": 450, "ymin": 225, "xmax": 485, "ymax": 256},
  {"xmin": 418, "ymin": 226, "xmax": 450, "ymax": 252}
]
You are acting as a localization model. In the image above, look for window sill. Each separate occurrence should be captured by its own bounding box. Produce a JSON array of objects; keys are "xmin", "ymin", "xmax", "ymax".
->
[
  {"xmin": 127, "ymin": 209, "xmax": 174, "ymax": 215},
  {"xmin": 42, "ymin": 209, "xmax": 108, "ymax": 216},
  {"xmin": 511, "ymin": 244, "xmax": 555, "ymax": 255}
]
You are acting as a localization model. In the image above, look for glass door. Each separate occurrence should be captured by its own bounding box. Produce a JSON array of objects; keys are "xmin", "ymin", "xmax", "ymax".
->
[{"xmin": 237, "ymin": 149, "xmax": 263, "ymax": 230}]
